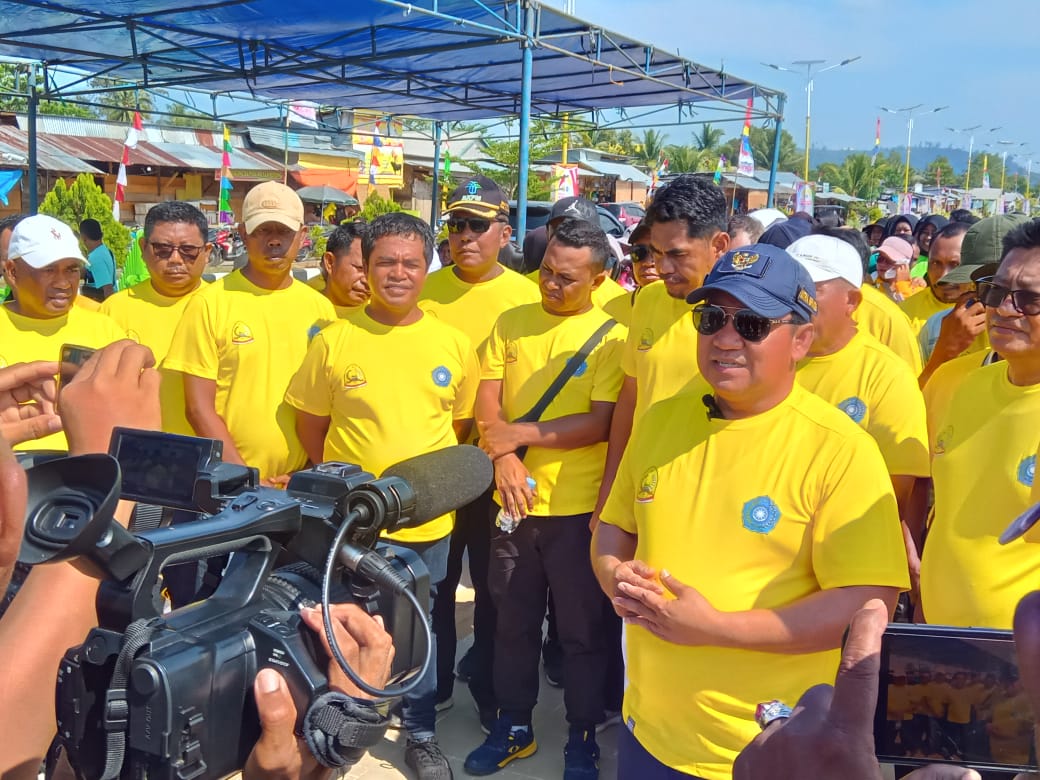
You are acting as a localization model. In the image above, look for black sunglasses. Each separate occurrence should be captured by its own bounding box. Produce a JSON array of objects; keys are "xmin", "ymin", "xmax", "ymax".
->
[
  {"xmin": 692, "ymin": 304, "xmax": 803, "ymax": 343},
  {"xmin": 446, "ymin": 217, "xmax": 502, "ymax": 235},
  {"xmin": 976, "ymin": 280, "xmax": 1040, "ymax": 316},
  {"xmin": 630, "ymin": 245, "xmax": 652, "ymax": 262},
  {"xmin": 149, "ymin": 242, "xmax": 205, "ymax": 261}
]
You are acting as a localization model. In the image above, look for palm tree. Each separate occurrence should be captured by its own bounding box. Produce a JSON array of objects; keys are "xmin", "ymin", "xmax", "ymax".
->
[
  {"xmin": 692, "ymin": 123, "xmax": 725, "ymax": 152},
  {"xmin": 723, "ymin": 127, "xmax": 803, "ymax": 175},
  {"xmin": 817, "ymin": 153, "xmax": 886, "ymax": 200},
  {"xmin": 664, "ymin": 144, "xmax": 705, "ymax": 173},
  {"xmin": 633, "ymin": 129, "xmax": 666, "ymax": 170},
  {"xmin": 91, "ymin": 78, "xmax": 161, "ymax": 122}
]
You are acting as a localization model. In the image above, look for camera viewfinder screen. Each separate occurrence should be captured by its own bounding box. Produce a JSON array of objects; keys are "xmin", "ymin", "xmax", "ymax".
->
[
  {"xmin": 877, "ymin": 625, "xmax": 1036, "ymax": 774},
  {"xmin": 113, "ymin": 432, "xmax": 209, "ymax": 509}
]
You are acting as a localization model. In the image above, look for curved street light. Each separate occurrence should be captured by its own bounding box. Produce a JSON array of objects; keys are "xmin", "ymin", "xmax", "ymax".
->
[{"xmin": 880, "ymin": 104, "xmax": 948, "ymax": 196}]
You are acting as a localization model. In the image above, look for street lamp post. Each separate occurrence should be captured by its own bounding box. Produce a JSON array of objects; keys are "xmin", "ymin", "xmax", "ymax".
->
[
  {"xmin": 881, "ymin": 104, "xmax": 948, "ymax": 199},
  {"xmin": 762, "ymin": 56, "xmax": 861, "ymax": 181},
  {"xmin": 997, "ymin": 141, "xmax": 1027, "ymax": 193},
  {"xmin": 947, "ymin": 125, "xmax": 982, "ymax": 189}
]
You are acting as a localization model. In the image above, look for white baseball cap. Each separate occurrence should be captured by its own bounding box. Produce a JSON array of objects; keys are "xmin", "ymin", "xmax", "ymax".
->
[
  {"xmin": 749, "ymin": 208, "xmax": 787, "ymax": 231},
  {"xmin": 7, "ymin": 214, "xmax": 87, "ymax": 269},
  {"xmin": 787, "ymin": 234, "xmax": 863, "ymax": 288}
]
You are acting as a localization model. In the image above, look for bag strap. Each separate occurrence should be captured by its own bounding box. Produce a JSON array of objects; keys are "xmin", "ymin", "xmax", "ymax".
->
[{"xmin": 513, "ymin": 316, "xmax": 616, "ymax": 460}]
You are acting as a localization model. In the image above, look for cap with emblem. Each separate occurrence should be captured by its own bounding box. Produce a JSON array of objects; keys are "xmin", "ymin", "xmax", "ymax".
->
[
  {"xmin": 940, "ymin": 213, "xmax": 1031, "ymax": 284},
  {"xmin": 687, "ymin": 242, "xmax": 818, "ymax": 320},
  {"xmin": 787, "ymin": 234, "xmax": 863, "ymax": 288},
  {"xmin": 549, "ymin": 196, "xmax": 598, "ymax": 225},
  {"xmin": 7, "ymin": 214, "xmax": 87, "ymax": 269},
  {"xmin": 242, "ymin": 181, "xmax": 305, "ymax": 234},
  {"xmin": 445, "ymin": 176, "xmax": 509, "ymax": 219}
]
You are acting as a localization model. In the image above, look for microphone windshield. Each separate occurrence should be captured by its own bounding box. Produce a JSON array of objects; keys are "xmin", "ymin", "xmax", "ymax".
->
[{"xmin": 381, "ymin": 445, "xmax": 493, "ymax": 528}]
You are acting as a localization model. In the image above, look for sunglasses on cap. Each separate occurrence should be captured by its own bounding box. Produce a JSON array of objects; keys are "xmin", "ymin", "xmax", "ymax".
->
[
  {"xmin": 629, "ymin": 245, "xmax": 652, "ymax": 262},
  {"xmin": 976, "ymin": 279, "xmax": 1040, "ymax": 316},
  {"xmin": 692, "ymin": 304, "xmax": 804, "ymax": 343},
  {"xmin": 446, "ymin": 217, "xmax": 504, "ymax": 235},
  {"xmin": 149, "ymin": 242, "xmax": 205, "ymax": 261}
]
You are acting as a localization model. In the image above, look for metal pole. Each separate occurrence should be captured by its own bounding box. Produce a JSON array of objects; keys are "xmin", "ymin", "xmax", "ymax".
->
[
  {"xmin": 282, "ymin": 105, "xmax": 289, "ymax": 186},
  {"xmin": 431, "ymin": 120, "xmax": 443, "ymax": 228},
  {"xmin": 515, "ymin": 1, "xmax": 534, "ymax": 242},
  {"xmin": 1028, "ymin": 159, "xmax": 1032, "ymax": 201},
  {"xmin": 1001, "ymin": 151, "xmax": 1008, "ymax": 193},
  {"xmin": 27, "ymin": 76, "xmax": 38, "ymax": 214},
  {"xmin": 767, "ymin": 95, "xmax": 784, "ymax": 208},
  {"xmin": 965, "ymin": 135, "xmax": 974, "ymax": 190},
  {"xmin": 803, "ymin": 67, "xmax": 812, "ymax": 182},
  {"xmin": 902, "ymin": 116, "xmax": 913, "ymax": 196}
]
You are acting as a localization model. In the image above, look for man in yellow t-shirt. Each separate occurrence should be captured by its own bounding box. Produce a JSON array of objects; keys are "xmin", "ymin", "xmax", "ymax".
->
[
  {"xmin": 100, "ymin": 202, "xmax": 211, "ymax": 436},
  {"xmin": 594, "ymin": 244, "xmax": 908, "ymax": 780},
  {"xmin": 921, "ymin": 218, "xmax": 1040, "ymax": 629},
  {"xmin": 0, "ymin": 214, "xmax": 125, "ymax": 451},
  {"xmin": 789, "ymin": 234, "xmax": 929, "ymax": 588},
  {"xmin": 420, "ymin": 176, "xmax": 540, "ymax": 718},
  {"xmin": 311, "ymin": 222, "xmax": 369, "ymax": 317},
  {"xmin": 287, "ymin": 213, "xmax": 475, "ymax": 778},
  {"xmin": 465, "ymin": 218, "xmax": 626, "ymax": 777},
  {"xmin": 164, "ymin": 182, "xmax": 335, "ymax": 484},
  {"xmin": 594, "ymin": 174, "xmax": 730, "ymax": 522}
]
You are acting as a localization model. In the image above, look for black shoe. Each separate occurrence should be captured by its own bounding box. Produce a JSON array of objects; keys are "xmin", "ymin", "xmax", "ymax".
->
[
  {"xmin": 475, "ymin": 702, "xmax": 498, "ymax": 735},
  {"xmin": 563, "ymin": 727, "xmax": 599, "ymax": 780},
  {"xmin": 542, "ymin": 638, "xmax": 563, "ymax": 688},
  {"xmin": 405, "ymin": 738, "xmax": 454, "ymax": 780},
  {"xmin": 456, "ymin": 648, "xmax": 476, "ymax": 683}
]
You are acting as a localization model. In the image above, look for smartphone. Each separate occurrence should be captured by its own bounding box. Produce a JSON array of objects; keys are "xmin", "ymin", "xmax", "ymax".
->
[
  {"xmin": 56, "ymin": 344, "xmax": 96, "ymax": 408},
  {"xmin": 876, "ymin": 623, "xmax": 1036, "ymax": 774}
]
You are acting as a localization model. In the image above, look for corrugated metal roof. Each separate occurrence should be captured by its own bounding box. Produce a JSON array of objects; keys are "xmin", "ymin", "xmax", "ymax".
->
[
  {"xmin": 578, "ymin": 158, "xmax": 651, "ymax": 185},
  {"xmin": 248, "ymin": 127, "xmax": 361, "ymax": 158},
  {"xmin": 0, "ymin": 127, "xmax": 104, "ymax": 174}
]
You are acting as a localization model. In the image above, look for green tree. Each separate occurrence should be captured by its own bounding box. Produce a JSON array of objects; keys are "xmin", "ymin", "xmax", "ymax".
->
[
  {"xmin": 0, "ymin": 63, "xmax": 95, "ymax": 117},
  {"xmin": 632, "ymin": 129, "xmax": 666, "ymax": 170},
  {"xmin": 166, "ymin": 102, "xmax": 218, "ymax": 130},
  {"xmin": 39, "ymin": 174, "xmax": 131, "ymax": 268},
  {"xmin": 91, "ymin": 78, "xmax": 162, "ymax": 122},
  {"xmin": 664, "ymin": 144, "xmax": 705, "ymax": 174},
  {"xmin": 722, "ymin": 127, "xmax": 803, "ymax": 174},
  {"xmin": 476, "ymin": 119, "xmax": 555, "ymax": 199},
  {"xmin": 691, "ymin": 123, "xmax": 725, "ymax": 152},
  {"xmin": 816, "ymin": 153, "xmax": 887, "ymax": 200},
  {"xmin": 924, "ymin": 156, "xmax": 956, "ymax": 187},
  {"xmin": 359, "ymin": 191, "xmax": 403, "ymax": 221}
]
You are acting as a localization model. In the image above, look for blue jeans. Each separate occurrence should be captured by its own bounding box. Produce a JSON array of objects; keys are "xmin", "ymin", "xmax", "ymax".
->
[
  {"xmin": 618, "ymin": 727, "xmax": 706, "ymax": 779},
  {"xmin": 396, "ymin": 535, "xmax": 450, "ymax": 741}
]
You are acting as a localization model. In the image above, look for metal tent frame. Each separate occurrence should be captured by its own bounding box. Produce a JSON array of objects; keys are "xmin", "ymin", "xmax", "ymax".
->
[{"xmin": 0, "ymin": 0, "xmax": 787, "ymax": 231}]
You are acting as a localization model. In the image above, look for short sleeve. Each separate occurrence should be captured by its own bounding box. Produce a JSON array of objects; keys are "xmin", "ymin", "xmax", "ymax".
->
[
  {"xmin": 591, "ymin": 326, "xmax": 627, "ymax": 404},
  {"xmin": 453, "ymin": 340, "xmax": 480, "ymax": 421},
  {"xmin": 811, "ymin": 432, "xmax": 910, "ymax": 591},
  {"xmin": 284, "ymin": 328, "xmax": 335, "ymax": 417},
  {"xmin": 480, "ymin": 313, "xmax": 508, "ymax": 381},
  {"xmin": 599, "ymin": 425, "xmax": 641, "ymax": 534},
  {"xmin": 163, "ymin": 294, "xmax": 219, "ymax": 379}
]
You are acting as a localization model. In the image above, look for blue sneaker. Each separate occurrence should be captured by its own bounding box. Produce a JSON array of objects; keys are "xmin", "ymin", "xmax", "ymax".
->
[
  {"xmin": 563, "ymin": 727, "xmax": 599, "ymax": 780},
  {"xmin": 463, "ymin": 715, "xmax": 537, "ymax": 775}
]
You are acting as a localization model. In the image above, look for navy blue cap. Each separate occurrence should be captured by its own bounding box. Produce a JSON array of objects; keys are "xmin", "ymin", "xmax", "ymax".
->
[{"xmin": 686, "ymin": 243, "xmax": 818, "ymax": 320}]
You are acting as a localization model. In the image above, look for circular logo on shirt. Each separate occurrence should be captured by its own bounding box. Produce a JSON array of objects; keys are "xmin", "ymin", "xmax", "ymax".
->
[
  {"xmin": 742, "ymin": 496, "xmax": 781, "ymax": 535},
  {"xmin": 636, "ymin": 467, "xmax": 658, "ymax": 503},
  {"xmin": 837, "ymin": 396, "xmax": 867, "ymax": 424},
  {"xmin": 573, "ymin": 359, "xmax": 588, "ymax": 378},
  {"xmin": 637, "ymin": 328, "xmax": 654, "ymax": 352},
  {"xmin": 231, "ymin": 321, "xmax": 254, "ymax": 344},
  {"xmin": 343, "ymin": 364, "xmax": 367, "ymax": 389},
  {"xmin": 504, "ymin": 341, "xmax": 518, "ymax": 364},
  {"xmin": 432, "ymin": 366, "xmax": 452, "ymax": 387},
  {"xmin": 1018, "ymin": 455, "xmax": 1036, "ymax": 488}
]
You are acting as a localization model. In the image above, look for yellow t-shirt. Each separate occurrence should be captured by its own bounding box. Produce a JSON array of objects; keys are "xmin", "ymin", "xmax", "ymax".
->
[
  {"xmin": 899, "ymin": 287, "xmax": 951, "ymax": 337},
  {"xmin": 600, "ymin": 383, "xmax": 908, "ymax": 779},
  {"xmin": 164, "ymin": 270, "xmax": 336, "ymax": 481},
  {"xmin": 922, "ymin": 350, "xmax": 997, "ymax": 445},
  {"xmin": 920, "ymin": 363, "xmax": 1040, "ymax": 629},
  {"xmin": 307, "ymin": 274, "xmax": 326, "ymax": 291},
  {"xmin": 946, "ymin": 685, "xmax": 979, "ymax": 724},
  {"xmin": 420, "ymin": 265, "xmax": 540, "ymax": 359},
  {"xmin": 0, "ymin": 305, "xmax": 126, "ymax": 451},
  {"xmin": 593, "ymin": 276, "xmax": 631, "ymax": 326},
  {"xmin": 482, "ymin": 303, "xmax": 626, "ymax": 516},
  {"xmin": 74, "ymin": 295, "xmax": 101, "ymax": 312},
  {"xmin": 922, "ymin": 681, "xmax": 951, "ymax": 717},
  {"xmin": 622, "ymin": 280, "xmax": 699, "ymax": 422},
  {"xmin": 989, "ymin": 691, "xmax": 1033, "ymax": 765},
  {"xmin": 284, "ymin": 309, "xmax": 479, "ymax": 543},
  {"xmin": 855, "ymin": 283, "xmax": 923, "ymax": 374},
  {"xmin": 100, "ymin": 280, "xmax": 206, "ymax": 436},
  {"xmin": 886, "ymin": 685, "xmax": 914, "ymax": 721},
  {"xmin": 796, "ymin": 330, "xmax": 929, "ymax": 477}
]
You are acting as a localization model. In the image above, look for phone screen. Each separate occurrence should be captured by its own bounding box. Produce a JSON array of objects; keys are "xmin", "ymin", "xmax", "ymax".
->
[
  {"xmin": 876, "ymin": 624, "xmax": 1036, "ymax": 774},
  {"xmin": 57, "ymin": 344, "xmax": 96, "ymax": 407}
]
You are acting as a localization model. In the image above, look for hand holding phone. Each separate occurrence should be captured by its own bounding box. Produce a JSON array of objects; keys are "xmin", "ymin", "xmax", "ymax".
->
[{"xmin": 56, "ymin": 344, "xmax": 97, "ymax": 411}]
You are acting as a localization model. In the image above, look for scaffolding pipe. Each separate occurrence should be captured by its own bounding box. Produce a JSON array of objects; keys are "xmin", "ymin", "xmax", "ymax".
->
[
  {"xmin": 431, "ymin": 120, "xmax": 443, "ymax": 228},
  {"xmin": 767, "ymin": 94, "xmax": 785, "ymax": 208},
  {"xmin": 28, "ymin": 76, "xmax": 38, "ymax": 214},
  {"xmin": 515, "ymin": 1, "xmax": 534, "ymax": 242}
]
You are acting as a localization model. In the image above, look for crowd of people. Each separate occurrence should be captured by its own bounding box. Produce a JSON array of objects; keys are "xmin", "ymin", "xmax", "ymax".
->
[{"xmin": 1, "ymin": 170, "xmax": 1040, "ymax": 780}]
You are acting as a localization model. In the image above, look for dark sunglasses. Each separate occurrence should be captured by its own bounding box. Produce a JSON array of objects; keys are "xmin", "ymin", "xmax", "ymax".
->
[
  {"xmin": 630, "ymin": 245, "xmax": 652, "ymax": 262},
  {"xmin": 149, "ymin": 242, "xmax": 204, "ymax": 261},
  {"xmin": 692, "ymin": 304, "xmax": 803, "ymax": 343},
  {"xmin": 976, "ymin": 280, "xmax": 1040, "ymax": 316},
  {"xmin": 446, "ymin": 217, "xmax": 501, "ymax": 235}
]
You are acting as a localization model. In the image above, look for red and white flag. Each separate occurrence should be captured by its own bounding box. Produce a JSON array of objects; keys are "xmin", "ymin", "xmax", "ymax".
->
[{"xmin": 113, "ymin": 111, "xmax": 143, "ymax": 222}]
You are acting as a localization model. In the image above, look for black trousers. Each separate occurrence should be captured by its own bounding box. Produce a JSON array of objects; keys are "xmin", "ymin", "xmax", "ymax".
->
[
  {"xmin": 431, "ymin": 488, "xmax": 497, "ymax": 709},
  {"xmin": 489, "ymin": 512, "xmax": 608, "ymax": 728}
]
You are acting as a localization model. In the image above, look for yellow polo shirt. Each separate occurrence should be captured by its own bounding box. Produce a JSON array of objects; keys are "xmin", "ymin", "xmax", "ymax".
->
[
  {"xmin": 920, "ymin": 363, "xmax": 1040, "ymax": 629},
  {"xmin": 483, "ymin": 303, "xmax": 626, "ymax": 516},
  {"xmin": 164, "ymin": 270, "xmax": 336, "ymax": 480},
  {"xmin": 285, "ymin": 309, "xmax": 479, "ymax": 543},
  {"xmin": 622, "ymin": 281, "xmax": 699, "ymax": 422},
  {"xmin": 922, "ymin": 350, "xmax": 997, "ymax": 445},
  {"xmin": 855, "ymin": 283, "xmax": 923, "ymax": 373},
  {"xmin": 100, "ymin": 280, "xmax": 206, "ymax": 436},
  {"xmin": 797, "ymin": 330, "xmax": 929, "ymax": 477},
  {"xmin": 600, "ymin": 383, "xmax": 908, "ymax": 779},
  {"xmin": 899, "ymin": 287, "xmax": 951, "ymax": 337},
  {"xmin": 0, "ymin": 305, "xmax": 126, "ymax": 451}
]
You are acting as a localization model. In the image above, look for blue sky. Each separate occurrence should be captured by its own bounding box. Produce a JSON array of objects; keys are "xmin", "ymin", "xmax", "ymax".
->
[{"xmin": 542, "ymin": 0, "xmax": 1037, "ymax": 161}]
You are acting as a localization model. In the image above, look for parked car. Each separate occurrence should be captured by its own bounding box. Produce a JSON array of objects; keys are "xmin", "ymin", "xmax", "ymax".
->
[
  {"xmin": 602, "ymin": 201, "xmax": 645, "ymax": 227},
  {"xmin": 507, "ymin": 200, "xmax": 625, "ymax": 241}
]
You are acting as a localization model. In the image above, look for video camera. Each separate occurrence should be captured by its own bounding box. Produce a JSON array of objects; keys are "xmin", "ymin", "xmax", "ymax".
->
[{"xmin": 19, "ymin": 428, "xmax": 492, "ymax": 780}]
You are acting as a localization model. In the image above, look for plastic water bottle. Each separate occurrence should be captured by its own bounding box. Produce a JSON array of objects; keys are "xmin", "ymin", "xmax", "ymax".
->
[{"xmin": 496, "ymin": 477, "xmax": 537, "ymax": 534}]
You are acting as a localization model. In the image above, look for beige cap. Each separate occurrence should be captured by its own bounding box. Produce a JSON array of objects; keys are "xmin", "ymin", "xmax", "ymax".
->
[{"xmin": 242, "ymin": 181, "xmax": 304, "ymax": 234}]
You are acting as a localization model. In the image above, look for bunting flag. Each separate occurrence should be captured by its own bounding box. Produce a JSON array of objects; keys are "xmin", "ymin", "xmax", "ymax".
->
[
  {"xmin": 737, "ymin": 98, "xmax": 755, "ymax": 177},
  {"xmin": 983, "ymin": 155, "xmax": 991, "ymax": 189},
  {"xmin": 713, "ymin": 154, "xmax": 726, "ymax": 185},
  {"xmin": 113, "ymin": 111, "xmax": 142, "ymax": 222},
  {"xmin": 872, "ymin": 117, "xmax": 881, "ymax": 165},
  {"xmin": 218, "ymin": 124, "xmax": 234, "ymax": 225}
]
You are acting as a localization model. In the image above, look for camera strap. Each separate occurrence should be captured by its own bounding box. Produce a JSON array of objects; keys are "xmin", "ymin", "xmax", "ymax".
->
[{"xmin": 303, "ymin": 691, "xmax": 393, "ymax": 768}]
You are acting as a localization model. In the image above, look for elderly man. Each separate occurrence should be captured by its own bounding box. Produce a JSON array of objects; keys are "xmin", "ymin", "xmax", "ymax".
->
[
  {"xmin": 593, "ymin": 243, "xmax": 908, "ymax": 780},
  {"xmin": 921, "ymin": 217, "xmax": 1040, "ymax": 630}
]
